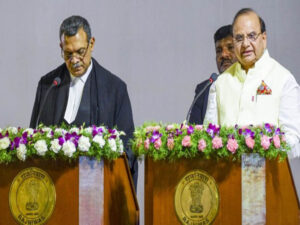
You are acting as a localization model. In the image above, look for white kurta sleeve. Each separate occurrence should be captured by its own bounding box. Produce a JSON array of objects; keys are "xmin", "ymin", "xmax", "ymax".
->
[
  {"xmin": 279, "ymin": 75, "xmax": 300, "ymax": 158},
  {"xmin": 203, "ymin": 82, "xmax": 218, "ymax": 125}
]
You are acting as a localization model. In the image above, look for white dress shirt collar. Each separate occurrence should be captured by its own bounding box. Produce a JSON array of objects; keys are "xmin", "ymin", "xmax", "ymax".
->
[
  {"xmin": 64, "ymin": 61, "xmax": 93, "ymax": 124},
  {"xmin": 234, "ymin": 49, "xmax": 269, "ymax": 82},
  {"xmin": 70, "ymin": 61, "xmax": 93, "ymax": 84}
]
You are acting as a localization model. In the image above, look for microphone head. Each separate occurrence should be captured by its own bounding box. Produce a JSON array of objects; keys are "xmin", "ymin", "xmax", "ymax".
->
[
  {"xmin": 53, "ymin": 77, "xmax": 61, "ymax": 86},
  {"xmin": 209, "ymin": 73, "xmax": 218, "ymax": 83}
]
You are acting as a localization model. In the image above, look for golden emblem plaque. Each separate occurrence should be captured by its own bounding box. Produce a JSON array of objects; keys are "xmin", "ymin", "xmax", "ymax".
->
[
  {"xmin": 174, "ymin": 170, "xmax": 219, "ymax": 225},
  {"xmin": 9, "ymin": 167, "xmax": 56, "ymax": 225}
]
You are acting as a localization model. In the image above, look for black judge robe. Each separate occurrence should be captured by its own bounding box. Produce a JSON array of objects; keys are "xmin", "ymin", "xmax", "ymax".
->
[{"xmin": 30, "ymin": 58, "xmax": 138, "ymax": 187}]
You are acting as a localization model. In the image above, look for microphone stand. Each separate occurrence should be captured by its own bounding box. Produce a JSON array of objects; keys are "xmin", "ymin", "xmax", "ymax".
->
[
  {"xmin": 186, "ymin": 73, "xmax": 218, "ymax": 123},
  {"xmin": 35, "ymin": 78, "xmax": 61, "ymax": 128}
]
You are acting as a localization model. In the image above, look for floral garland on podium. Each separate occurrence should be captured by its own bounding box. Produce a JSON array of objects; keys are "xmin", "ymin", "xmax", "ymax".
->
[
  {"xmin": 132, "ymin": 123, "xmax": 290, "ymax": 161},
  {"xmin": 0, "ymin": 125, "xmax": 124, "ymax": 163}
]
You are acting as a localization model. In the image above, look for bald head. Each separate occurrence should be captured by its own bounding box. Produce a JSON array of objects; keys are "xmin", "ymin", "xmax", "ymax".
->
[{"xmin": 232, "ymin": 8, "xmax": 266, "ymax": 34}]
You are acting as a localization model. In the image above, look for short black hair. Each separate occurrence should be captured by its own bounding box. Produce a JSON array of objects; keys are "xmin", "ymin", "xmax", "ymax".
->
[
  {"xmin": 59, "ymin": 15, "xmax": 92, "ymax": 42},
  {"xmin": 214, "ymin": 25, "xmax": 233, "ymax": 43},
  {"xmin": 232, "ymin": 8, "xmax": 266, "ymax": 33}
]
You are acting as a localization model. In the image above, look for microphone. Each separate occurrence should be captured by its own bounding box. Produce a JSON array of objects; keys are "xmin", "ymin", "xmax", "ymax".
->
[
  {"xmin": 35, "ymin": 77, "xmax": 61, "ymax": 128},
  {"xmin": 186, "ymin": 73, "xmax": 218, "ymax": 123}
]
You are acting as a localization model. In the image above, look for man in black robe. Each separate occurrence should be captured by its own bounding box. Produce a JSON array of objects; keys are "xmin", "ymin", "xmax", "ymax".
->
[
  {"xmin": 189, "ymin": 25, "xmax": 237, "ymax": 124},
  {"xmin": 30, "ymin": 15, "xmax": 138, "ymax": 187}
]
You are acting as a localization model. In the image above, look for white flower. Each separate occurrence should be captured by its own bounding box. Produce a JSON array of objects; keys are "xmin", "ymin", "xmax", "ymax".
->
[
  {"xmin": 114, "ymin": 130, "xmax": 125, "ymax": 138},
  {"xmin": 97, "ymin": 126, "xmax": 107, "ymax": 133},
  {"xmin": 17, "ymin": 144, "xmax": 27, "ymax": 161},
  {"xmin": 42, "ymin": 127, "xmax": 52, "ymax": 133},
  {"xmin": 46, "ymin": 132, "xmax": 53, "ymax": 138},
  {"xmin": 84, "ymin": 127, "xmax": 93, "ymax": 134},
  {"xmin": 42, "ymin": 127, "xmax": 53, "ymax": 138},
  {"xmin": 23, "ymin": 128, "xmax": 34, "ymax": 135},
  {"xmin": 118, "ymin": 139, "xmax": 124, "ymax": 153},
  {"xmin": 8, "ymin": 127, "xmax": 18, "ymax": 135},
  {"xmin": 113, "ymin": 130, "xmax": 125, "ymax": 138},
  {"xmin": 62, "ymin": 141, "xmax": 76, "ymax": 157},
  {"xmin": 93, "ymin": 135, "xmax": 105, "ymax": 148},
  {"xmin": 114, "ymin": 130, "xmax": 120, "ymax": 137},
  {"xmin": 69, "ymin": 127, "xmax": 80, "ymax": 134},
  {"xmin": 55, "ymin": 128, "xmax": 67, "ymax": 135},
  {"xmin": 78, "ymin": 136, "xmax": 91, "ymax": 152},
  {"xmin": 34, "ymin": 140, "xmax": 48, "ymax": 156},
  {"xmin": 0, "ymin": 137, "xmax": 10, "ymax": 150},
  {"xmin": 50, "ymin": 139, "xmax": 61, "ymax": 153},
  {"xmin": 109, "ymin": 139, "xmax": 117, "ymax": 152}
]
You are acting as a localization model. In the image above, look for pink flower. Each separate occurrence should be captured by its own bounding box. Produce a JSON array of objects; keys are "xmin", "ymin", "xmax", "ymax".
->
[
  {"xmin": 167, "ymin": 138, "xmax": 174, "ymax": 150},
  {"xmin": 154, "ymin": 138, "xmax": 162, "ymax": 150},
  {"xmin": 195, "ymin": 125, "xmax": 203, "ymax": 131},
  {"xmin": 145, "ymin": 126, "xmax": 154, "ymax": 132},
  {"xmin": 212, "ymin": 136, "xmax": 223, "ymax": 149},
  {"xmin": 198, "ymin": 139, "xmax": 206, "ymax": 152},
  {"xmin": 182, "ymin": 136, "xmax": 191, "ymax": 147},
  {"xmin": 245, "ymin": 137, "xmax": 255, "ymax": 149},
  {"xmin": 261, "ymin": 135, "xmax": 270, "ymax": 150},
  {"xmin": 153, "ymin": 126, "xmax": 161, "ymax": 131},
  {"xmin": 227, "ymin": 138, "xmax": 238, "ymax": 154},
  {"xmin": 166, "ymin": 125, "xmax": 174, "ymax": 131},
  {"xmin": 144, "ymin": 138, "xmax": 150, "ymax": 150},
  {"xmin": 273, "ymin": 135, "xmax": 281, "ymax": 149},
  {"xmin": 281, "ymin": 135, "xmax": 286, "ymax": 143}
]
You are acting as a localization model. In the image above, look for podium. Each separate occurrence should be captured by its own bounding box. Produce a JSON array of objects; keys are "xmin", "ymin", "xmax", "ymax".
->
[
  {"xmin": 145, "ymin": 156, "xmax": 299, "ymax": 225},
  {"xmin": 0, "ymin": 155, "xmax": 139, "ymax": 225}
]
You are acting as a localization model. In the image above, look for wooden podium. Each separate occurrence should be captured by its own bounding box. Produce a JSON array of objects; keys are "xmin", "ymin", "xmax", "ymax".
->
[
  {"xmin": 0, "ymin": 155, "xmax": 139, "ymax": 225},
  {"xmin": 145, "ymin": 157, "xmax": 299, "ymax": 225}
]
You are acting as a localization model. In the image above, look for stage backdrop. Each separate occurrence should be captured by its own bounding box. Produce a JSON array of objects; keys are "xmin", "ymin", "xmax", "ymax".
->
[{"xmin": 0, "ymin": 1, "xmax": 299, "ymax": 224}]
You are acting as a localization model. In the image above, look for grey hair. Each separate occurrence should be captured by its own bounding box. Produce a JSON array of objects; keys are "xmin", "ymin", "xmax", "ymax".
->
[{"xmin": 59, "ymin": 15, "xmax": 92, "ymax": 42}]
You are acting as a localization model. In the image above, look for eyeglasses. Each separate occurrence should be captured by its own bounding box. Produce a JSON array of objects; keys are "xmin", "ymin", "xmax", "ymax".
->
[
  {"xmin": 61, "ymin": 42, "xmax": 90, "ymax": 61},
  {"xmin": 233, "ymin": 32, "xmax": 262, "ymax": 44}
]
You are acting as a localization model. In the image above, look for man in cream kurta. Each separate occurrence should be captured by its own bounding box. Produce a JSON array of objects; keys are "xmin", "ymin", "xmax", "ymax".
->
[{"xmin": 204, "ymin": 9, "xmax": 300, "ymax": 158}]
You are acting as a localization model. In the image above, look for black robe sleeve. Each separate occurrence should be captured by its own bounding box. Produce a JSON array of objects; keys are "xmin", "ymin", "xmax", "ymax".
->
[{"xmin": 114, "ymin": 82, "xmax": 138, "ymax": 188}]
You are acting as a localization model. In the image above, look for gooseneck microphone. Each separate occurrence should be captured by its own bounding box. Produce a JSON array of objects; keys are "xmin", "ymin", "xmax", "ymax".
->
[
  {"xmin": 35, "ymin": 77, "xmax": 61, "ymax": 128},
  {"xmin": 186, "ymin": 73, "xmax": 218, "ymax": 123}
]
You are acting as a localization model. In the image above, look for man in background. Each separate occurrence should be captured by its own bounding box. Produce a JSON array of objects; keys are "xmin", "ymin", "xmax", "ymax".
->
[
  {"xmin": 30, "ymin": 15, "xmax": 138, "ymax": 186},
  {"xmin": 189, "ymin": 25, "xmax": 237, "ymax": 124}
]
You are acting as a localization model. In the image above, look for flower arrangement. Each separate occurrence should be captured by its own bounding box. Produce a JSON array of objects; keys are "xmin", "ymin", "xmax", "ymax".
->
[
  {"xmin": 0, "ymin": 125, "xmax": 125, "ymax": 164},
  {"xmin": 132, "ymin": 122, "xmax": 289, "ymax": 161}
]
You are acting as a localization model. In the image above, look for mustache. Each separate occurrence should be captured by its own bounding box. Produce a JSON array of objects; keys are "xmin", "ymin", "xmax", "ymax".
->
[
  {"xmin": 71, "ymin": 62, "xmax": 81, "ymax": 69},
  {"xmin": 220, "ymin": 59, "xmax": 232, "ymax": 67}
]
